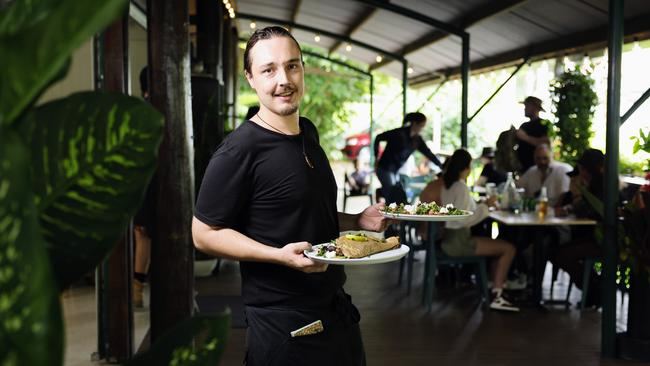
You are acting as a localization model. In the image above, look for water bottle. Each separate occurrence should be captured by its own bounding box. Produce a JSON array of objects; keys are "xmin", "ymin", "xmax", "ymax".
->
[
  {"xmin": 502, "ymin": 172, "xmax": 521, "ymax": 213},
  {"xmin": 500, "ymin": 172, "xmax": 513, "ymax": 210}
]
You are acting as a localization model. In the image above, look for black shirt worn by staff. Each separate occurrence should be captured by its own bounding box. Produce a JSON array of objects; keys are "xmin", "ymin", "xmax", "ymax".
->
[
  {"xmin": 195, "ymin": 118, "xmax": 365, "ymax": 365},
  {"xmin": 195, "ymin": 117, "xmax": 344, "ymax": 308},
  {"xmin": 516, "ymin": 118, "xmax": 549, "ymax": 173},
  {"xmin": 373, "ymin": 126, "xmax": 443, "ymax": 172}
]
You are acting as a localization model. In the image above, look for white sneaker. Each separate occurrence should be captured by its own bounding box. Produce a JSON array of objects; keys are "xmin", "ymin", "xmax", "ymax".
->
[
  {"xmin": 504, "ymin": 274, "xmax": 528, "ymax": 290},
  {"xmin": 490, "ymin": 295, "xmax": 520, "ymax": 312}
]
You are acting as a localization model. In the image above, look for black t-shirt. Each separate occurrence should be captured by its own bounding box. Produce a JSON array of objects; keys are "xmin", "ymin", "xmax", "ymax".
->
[
  {"xmin": 194, "ymin": 117, "xmax": 344, "ymax": 308},
  {"xmin": 374, "ymin": 126, "xmax": 443, "ymax": 172},
  {"xmin": 480, "ymin": 163, "xmax": 507, "ymax": 185},
  {"xmin": 516, "ymin": 118, "xmax": 549, "ymax": 173}
]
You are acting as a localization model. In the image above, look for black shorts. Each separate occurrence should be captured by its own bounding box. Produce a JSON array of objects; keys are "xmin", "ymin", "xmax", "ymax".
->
[{"xmin": 244, "ymin": 292, "xmax": 365, "ymax": 366}]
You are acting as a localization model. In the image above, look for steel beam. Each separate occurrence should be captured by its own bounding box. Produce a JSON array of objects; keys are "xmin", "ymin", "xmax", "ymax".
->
[
  {"xmin": 355, "ymin": 0, "xmax": 465, "ymax": 37},
  {"xmin": 468, "ymin": 58, "xmax": 528, "ymax": 123},
  {"xmin": 237, "ymin": 13, "xmax": 405, "ymax": 62},
  {"xmin": 621, "ymin": 86, "xmax": 650, "ymax": 125},
  {"xmin": 402, "ymin": 61, "xmax": 408, "ymax": 119},
  {"xmin": 416, "ymin": 79, "xmax": 447, "ymax": 112},
  {"xmin": 422, "ymin": 12, "xmax": 650, "ymax": 83},
  {"xmin": 329, "ymin": 7, "xmax": 377, "ymax": 54},
  {"xmin": 461, "ymin": 34, "xmax": 469, "ymax": 148},
  {"xmin": 370, "ymin": 0, "xmax": 526, "ymax": 71},
  {"xmin": 287, "ymin": 0, "xmax": 302, "ymax": 32},
  {"xmin": 602, "ymin": 0, "xmax": 623, "ymax": 358}
]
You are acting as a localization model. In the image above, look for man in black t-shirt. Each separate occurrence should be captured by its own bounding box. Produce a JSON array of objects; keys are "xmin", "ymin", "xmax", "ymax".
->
[
  {"xmin": 516, "ymin": 96, "xmax": 551, "ymax": 174},
  {"xmin": 192, "ymin": 26, "xmax": 389, "ymax": 366},
  {"xmin": 476, "ymin": 147, "xmax": 506, "ymax": 187}
]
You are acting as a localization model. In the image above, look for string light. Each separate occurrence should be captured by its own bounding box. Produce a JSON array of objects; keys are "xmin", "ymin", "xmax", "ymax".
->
[
  {"xmin": 314, "ymin": 34, "xmax": 321, "ymax": 42},
  {"xmin": 407, "ymin": 67, "xmax": 414, "ymax": 74},
  {"xmin": 250, "ymin": 21, "xmax": 256, "ymax": 29},
  {"xmin": 223, "ymin": 0, "xmax": 235, "ymax": 19},
  {"xmin": 345, "ymin": 43, "xmax": 352, "ymax": 52},
  {"xmin": 376, "ymin": 55, "xmax": 383, "ymax": 63}
]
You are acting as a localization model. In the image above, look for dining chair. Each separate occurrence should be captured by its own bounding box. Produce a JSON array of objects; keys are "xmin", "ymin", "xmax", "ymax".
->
[
  {"xmin": 564, "ymin": 256, "xmax": 600, "ymax": 310},
  {"xmin": 398, "ymin": 222, "xmax": 490, "ymax": 309},
  {"xmin": 342, "ymin": 172, "xmax": 372, "ymax": 211}
]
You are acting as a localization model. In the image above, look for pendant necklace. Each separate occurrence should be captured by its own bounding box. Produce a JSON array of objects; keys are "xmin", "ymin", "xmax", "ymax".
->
[{"xmin": 255, "ymin": 113, "xmax": 314, "ymax": 169}]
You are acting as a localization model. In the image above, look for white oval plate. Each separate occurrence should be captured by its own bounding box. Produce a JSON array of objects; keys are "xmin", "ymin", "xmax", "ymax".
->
[
  {"xmin": 379, "ymin": 210, "xmax": 474, "ymax": 222},
  {"xmin": 304, "ymin": 244, "xmax": 409, "ymax": 265}
]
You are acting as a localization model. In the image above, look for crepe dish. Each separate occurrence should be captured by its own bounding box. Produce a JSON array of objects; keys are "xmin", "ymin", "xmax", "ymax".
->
[{"xmin": 317, "ymin": 233, "xmax": 400, "ymax": 259}]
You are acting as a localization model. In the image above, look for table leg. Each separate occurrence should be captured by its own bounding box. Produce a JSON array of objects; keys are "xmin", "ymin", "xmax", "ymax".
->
[
  {"xmin": 422, "ymin": 223, "xmax": 437, "ymax": 311},
  {"xmin": 532, "ymin": 228, "xmax": 543, "ymax": 305},
  {"xmin": 397, "ymin": 223, "xmax": 406, "ymax": 286}
]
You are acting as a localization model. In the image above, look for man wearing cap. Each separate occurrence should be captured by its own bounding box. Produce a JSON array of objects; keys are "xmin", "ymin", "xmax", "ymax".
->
[
  {"xmin": 552, "ymin": 148, "xmax": 607, "ymax": 308},
  {"xmin": 476, "ymin": 146, "xmax": 506, "ymax": 187},
  {"xmin": 516, "ymin": 96, "xmax": 551, "ymax": 174}
]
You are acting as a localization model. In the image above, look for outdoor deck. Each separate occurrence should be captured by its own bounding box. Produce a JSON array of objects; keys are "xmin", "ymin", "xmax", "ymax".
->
[{"xmin": 198, "ymin": 256, "xmax": 640, "ymax": 366}]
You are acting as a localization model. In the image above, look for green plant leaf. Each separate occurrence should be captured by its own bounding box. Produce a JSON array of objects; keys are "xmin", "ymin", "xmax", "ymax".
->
[
  {"xmin": 16, "ymin": 91, "xmax": 164, "ymax": 290},
  {"xmin": 0, "ymin": 0, "xmax": 59, "ymax": 36},
  {"xmin": 0, "ymin": 129, "xmax": 63, "ymax": 366},
  {"xmin": 124, "ymin": 312, "xmax": 231, "ymax": 366},
  {"xmin": 0, "ymin": 0, "xmax": 128, "ymax": 126}
]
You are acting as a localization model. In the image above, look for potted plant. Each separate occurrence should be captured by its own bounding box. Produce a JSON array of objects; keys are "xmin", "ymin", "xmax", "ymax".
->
[
  {"xmin": 616, "ymin": 130, "xmax": 650, "ymax": 361},
  {"xmin": 549, "ymin": 66, "xmax": 599, "ymax": 166},
  {"xmin": 0, "ymin": 0, "xmax": 229, "ymax": 364}
]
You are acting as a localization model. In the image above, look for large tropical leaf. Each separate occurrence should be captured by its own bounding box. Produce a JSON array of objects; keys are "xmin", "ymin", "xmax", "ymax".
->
[
  {"xmin": 0, "ymin": 0, "xmax": 128, "ymax": 126},
  {"xmin": 0, "ymin": 0, "xmax": 60, "ymax": 36},
  {"xmin": 17, "ymin": 91, "xmax": 164, "ymax": 290},
  {"xmin": 0, "ymin": 129, "xmax": 63, "ymax": 366},
  {"xmin": 124, "ymin": 312, "xmax": 231, "ymax": 366}
]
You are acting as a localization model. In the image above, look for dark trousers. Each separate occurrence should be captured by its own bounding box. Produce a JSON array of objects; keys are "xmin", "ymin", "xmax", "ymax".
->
[{"xmin": 244, "ymin": 293, "xmax": 366, "ymax": 366}]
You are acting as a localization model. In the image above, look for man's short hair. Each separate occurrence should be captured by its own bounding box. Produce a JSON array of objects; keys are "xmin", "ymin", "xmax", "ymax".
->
[
  {"xmin": 403, "ymin": 112, "xmax": 426, "ymax": 126},
  {"xmin": 243, "ymin": 26, "xmax": 303, "ymax": 74},
  {"xmin": 139, "ymin": 66, "xmax": 148, "ymax": 95}
]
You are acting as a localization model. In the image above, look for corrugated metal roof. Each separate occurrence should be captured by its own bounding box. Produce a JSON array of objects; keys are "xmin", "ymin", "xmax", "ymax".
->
[{"xmin": 235, "ymin": 0, "xmax": 650, "ymax": 84}]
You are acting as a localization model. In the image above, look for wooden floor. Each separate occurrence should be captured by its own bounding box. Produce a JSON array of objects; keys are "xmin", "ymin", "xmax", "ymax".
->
[{"xmin": 197, "ymin": 253, "xmax": 640, "ymax": 366}]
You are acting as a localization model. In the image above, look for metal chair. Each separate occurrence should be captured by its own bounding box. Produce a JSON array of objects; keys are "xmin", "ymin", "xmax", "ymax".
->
[
  {"xmin": 342, "ymin": 172, "xmax": 372, "ymax": 211},
  {"xmin": 398, "ymin": 222, "xmax": 491, "ymax": 309},
  {"xmin": 564, "ymin": 257, "xmax": 599, "ymax": 310}
]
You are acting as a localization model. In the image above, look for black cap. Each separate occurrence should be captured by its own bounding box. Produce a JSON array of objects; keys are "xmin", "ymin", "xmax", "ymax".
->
[
  {"xmin": 481, "ymin": 147, "xmax": 495, "ymax": 158},
  {"xmin": 567, "ymin": 148, "xmax": 605, "ymax": 177}
]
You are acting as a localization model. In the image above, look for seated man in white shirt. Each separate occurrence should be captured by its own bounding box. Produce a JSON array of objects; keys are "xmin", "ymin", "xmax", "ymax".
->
[
  {"xmin": 517, "ymin": 144, "xmax": 572, "ymax": 207},
  {"xmin": 507, "ymin": 144, "xmax": 571, "ymax": 287}
]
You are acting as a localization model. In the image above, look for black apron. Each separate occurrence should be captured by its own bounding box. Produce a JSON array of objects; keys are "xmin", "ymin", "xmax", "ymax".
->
[{"xmin": 244, "ymin": 290, "xmax": 365, "ymax": 366}]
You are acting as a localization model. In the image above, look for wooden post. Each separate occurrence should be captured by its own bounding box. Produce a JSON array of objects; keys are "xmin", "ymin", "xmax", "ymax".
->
[
  {"xmin": 147, "ymin": 0, "xmax": 195, "ymax": 340},
  {"xmin": 95, "ymin": 15, "xmax": 134, "ymax": 362}
]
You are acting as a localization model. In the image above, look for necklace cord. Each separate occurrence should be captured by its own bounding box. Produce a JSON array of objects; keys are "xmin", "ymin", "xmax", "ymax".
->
[{"xmin": 255, "ymin": 113, "xmax": 314, "ymax": 169}]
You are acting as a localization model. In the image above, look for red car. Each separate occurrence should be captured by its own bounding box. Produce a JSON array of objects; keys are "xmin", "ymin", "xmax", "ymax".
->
[{"xmin": 341, "ymin": 132, "xmax": 371, "ymax": 160}]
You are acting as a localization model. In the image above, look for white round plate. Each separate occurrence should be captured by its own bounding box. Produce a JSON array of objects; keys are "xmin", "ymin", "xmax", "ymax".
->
[
  {"xmin": 304, "ymin": 244, "xmax": 410, "ymax": 265},
  {"xmin": 379, "ymin": 210, "xmax": 474, "ymax": 222}
]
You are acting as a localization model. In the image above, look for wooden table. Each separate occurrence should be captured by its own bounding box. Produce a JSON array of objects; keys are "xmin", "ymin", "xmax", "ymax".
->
[{"xmin": 488, "ymin": 210, "xmax": 596, "ymax": 306}]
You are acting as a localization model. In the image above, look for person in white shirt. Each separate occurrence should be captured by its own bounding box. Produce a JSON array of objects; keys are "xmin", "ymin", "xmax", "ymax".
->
[
  {"xmin": 517, "ymin": 144, "xmax": 572, "ymax": 207},
  {"xmin": 440, "ymin": 149, "xmax": 519, "ymax": 312}
]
